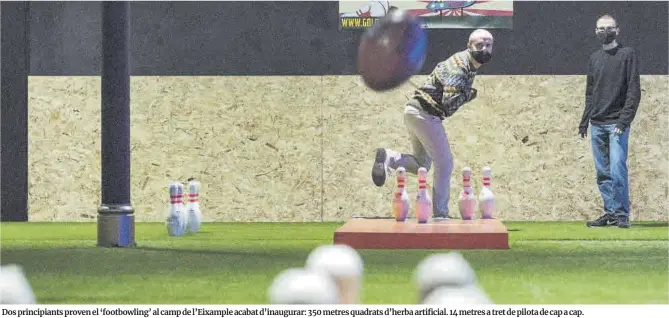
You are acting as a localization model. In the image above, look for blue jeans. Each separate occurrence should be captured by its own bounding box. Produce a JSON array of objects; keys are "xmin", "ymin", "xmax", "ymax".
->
[{"xmin": 590, "ymin": 124, "xmax": 630, "ymax": 217}]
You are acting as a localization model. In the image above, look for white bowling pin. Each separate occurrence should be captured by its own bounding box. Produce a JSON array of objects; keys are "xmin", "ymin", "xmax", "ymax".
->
[
  {"xmin": 186, "ymin": 178, "xmax": 202, "ymax": 233},
  {"xmin": 415, "ymin": 167, "xmax": 431, "ymax": 223},
  {"xmin": 413, "ymin": 252, "xmax": 480, "ymax": 303},
  {"xmin": 179, "ymin": 183, "xmax": 188, "ymax": 234},
  {"xmin": 422, "ymin": 285, "xmax": 494, "ymax": 305},
  {"xmin": 268, "ymin": 268, "xmax": 339, "ymax": 304},
  {"xmin": 458, "ymin": 167, "xmax": 476, "ymax": 220},
  {"xmin": 305, "ymin": 244, "xmax": 364, "ymax": 304},
  {"xmin": 166, "ymin": 182, "xmax": 186, "ymax": 236},
  {"xmin": 0, "ymin": 264, "xmax": 37, "ymax": 304},
  {"xmin": 392, "ymin": 167, "xmax": 410, "ymax": 221},
  {"xmin": 478, "ymin": 166, "xmax": 495, "ymax": 219}
]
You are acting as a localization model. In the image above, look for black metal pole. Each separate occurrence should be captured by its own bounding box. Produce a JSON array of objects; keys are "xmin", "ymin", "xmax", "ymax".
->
[{"xmin": 97, "ymin": 1, "xmax": 135, "ymax": 247}]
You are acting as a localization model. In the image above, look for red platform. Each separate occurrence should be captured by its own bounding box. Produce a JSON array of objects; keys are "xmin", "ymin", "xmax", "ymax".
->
[{"xmin": 333, "ymin": 218, "xmax": 509, "ymax": 250}]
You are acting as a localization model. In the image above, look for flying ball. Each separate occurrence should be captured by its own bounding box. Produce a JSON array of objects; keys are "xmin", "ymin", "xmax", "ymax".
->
[{"xmin": 357, "ymin": 9, "xmax": 427, "ymax": 92}]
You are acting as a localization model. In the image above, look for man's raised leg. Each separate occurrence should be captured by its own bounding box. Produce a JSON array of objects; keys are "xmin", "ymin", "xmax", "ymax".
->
[{"xmin": 371, "ymin": 110, "xmax": 430, "ymax": 187}]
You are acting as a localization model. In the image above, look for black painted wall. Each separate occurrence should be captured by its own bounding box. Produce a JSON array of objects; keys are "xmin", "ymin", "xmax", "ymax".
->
[
  {"xmin": 29, "ymin": 1, "xmax": 668, "ymax": 76},
  {"xmin": 1, "ymin": 1, "xmax": 30, "ymax": 221}
]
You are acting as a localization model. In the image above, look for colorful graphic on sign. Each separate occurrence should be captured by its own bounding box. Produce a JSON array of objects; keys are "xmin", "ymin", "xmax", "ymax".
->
[{"xmin": 339, "ymin": 1, "xmax": 513, "ymax": 29}]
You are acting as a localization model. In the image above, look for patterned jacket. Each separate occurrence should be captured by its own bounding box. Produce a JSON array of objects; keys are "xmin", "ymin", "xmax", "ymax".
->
[{"xmin": 412, "ymin": 50, "xmax": 477, "ymax": 119}]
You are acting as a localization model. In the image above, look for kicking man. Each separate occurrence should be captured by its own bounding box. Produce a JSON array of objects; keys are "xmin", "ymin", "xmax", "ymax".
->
[{"xmin": 371, "ymin": 29, "xmax": 494, "ymax": 220}]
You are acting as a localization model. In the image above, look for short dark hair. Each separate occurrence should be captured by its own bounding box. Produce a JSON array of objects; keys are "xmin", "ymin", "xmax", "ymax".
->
[{"xmin": 597, "ymin": 14, "xmax": 617, "ymax": 26}]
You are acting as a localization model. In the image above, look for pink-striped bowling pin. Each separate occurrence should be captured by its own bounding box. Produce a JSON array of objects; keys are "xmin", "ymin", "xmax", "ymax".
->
[
  {"xmin": 415, "ymin": 167, "xmax": 431, "ymax": 223},
  {"xmin": 166, "ymin": 182, "xmax": 186, "ymax": 236},
  {"xmin": 458, "ymin": 167, "xmax": 476, "ymax": 220},
  {"xmin": 186, "ymin": 178, "xmax": 202, "ymax": 233},
  {"xmin": 478, "ymin": 167, "xmax": 495, "ymax": 219},
  {"xmin": 392, "ymin": 167, "xmax": 410, "ymax": 221}
]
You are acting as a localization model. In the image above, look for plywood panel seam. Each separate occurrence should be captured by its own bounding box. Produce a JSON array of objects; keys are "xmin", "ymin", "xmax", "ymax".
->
[{"xmin": 319, "ymin": 76, "xmax": 325, "ymax": 222}]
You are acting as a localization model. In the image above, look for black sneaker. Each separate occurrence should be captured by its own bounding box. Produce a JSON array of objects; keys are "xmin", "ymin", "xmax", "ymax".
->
[
  {"xmin": 617, "ymin": 215, "xmax": 631, "ymax": 228},
  {"xmin": 586, "ymin": 213, "xmax": 617, "ymax": 227},
  {"xmin": 371, "ymin": 148, "xmax": 389, "ymax": 187}
]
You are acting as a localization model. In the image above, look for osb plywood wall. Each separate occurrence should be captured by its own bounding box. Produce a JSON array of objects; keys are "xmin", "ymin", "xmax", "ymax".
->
[{"xmin": 27, "ymin": 75, "xmax": 668, "ymax": 222}]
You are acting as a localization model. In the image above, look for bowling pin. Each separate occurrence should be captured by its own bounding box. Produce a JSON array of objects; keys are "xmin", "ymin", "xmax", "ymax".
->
[
  {"xmin": 305, "ymin": 244, "xmax": 364, "ymax": 304},
  {"xmin": 478, "ymin": 166, "xmax": 495, "ymax": 219},
  {"xmin": 415, "ymin": 167, "xmax": 431, "ymax": 223},
  {"xmin": 268, "ymin": 268, "xmax": 339, "ymax": 304},
  {"xmin": 166, "ymin": 182, "xmax": 186, "ymax": 236},
  {"xmin": 179, "ymin": 184, "xmax": 188, "ymax": 234},
  {"xmin": 392, "ymin": 167, "xmax": 410, "ymax": 221},
  {"xmin": 458, "ymin": 167, "xmax": 476, "ymax": 220},
  {"xmin": 422, "ymin": 285, "xmax": 494, "ymax": 305},
  {"xmin": 0, "ymin": 264, "xmax": 37, "ymax": 304},
  {"xmin": 186, "ymin": 178, "xmax": 202, "ymax": 233},
  {"xmin": 413, "ymin": 252, "xmax": 480, "ymax": 303}
]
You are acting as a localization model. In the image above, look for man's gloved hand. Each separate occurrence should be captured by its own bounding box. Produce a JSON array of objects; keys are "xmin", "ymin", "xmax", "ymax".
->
[
  {"xmin": 468, "ymin": 88, "xmax": 478, "ymax": 101},
  {"xmin": 614, "ymin": 123, "xmax": 626, "ymax": 135},
  {"xmin": 579, "ymin": 126, "xmax": 588, "ymax": 138}
]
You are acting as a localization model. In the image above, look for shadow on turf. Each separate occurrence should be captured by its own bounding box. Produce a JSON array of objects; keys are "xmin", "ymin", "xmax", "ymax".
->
[
  {"xmin": 133, "ymin": 246, "xmax": 322, "ymax": 263},
  {"xmin": 0, "ymin": 246, "xmax": 311, "ymax": 275},
  {"xmin": 134, "ymin": 246, "xmax": 296, "ymax": 257},
  {"xmin": 631, "ymin": 222, "xmax": 669, "ymax": 228}
]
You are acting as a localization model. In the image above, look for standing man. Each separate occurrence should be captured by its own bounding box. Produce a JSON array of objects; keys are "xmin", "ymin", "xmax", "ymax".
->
[
  {"xmin": 580, "ymin": 14, "xmax": 641, "ymax": 229},
  {"xmin": 371, "ymin": 29, "xmax": 494, "ymax": 220}
]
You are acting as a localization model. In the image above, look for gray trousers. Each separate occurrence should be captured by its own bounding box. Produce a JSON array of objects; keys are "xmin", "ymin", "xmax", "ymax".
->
[{"xmin": 386, "ymin": 104, "xmax": 454, "ymax": 218}]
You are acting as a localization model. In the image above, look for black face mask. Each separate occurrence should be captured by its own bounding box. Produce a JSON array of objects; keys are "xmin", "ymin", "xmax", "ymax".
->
[
  {"xmin": 597, "ymin": 30, "xmax": 617, "ymax": 44},
  {"xmin": 470, "ymin": 50, "xmax": 492, "ymax": 64}
]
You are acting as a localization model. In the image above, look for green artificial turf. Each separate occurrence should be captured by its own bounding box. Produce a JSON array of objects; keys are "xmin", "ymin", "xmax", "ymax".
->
[{"xmin": 1, "ymin": 221, "xmax": 667, "ymax": 304}]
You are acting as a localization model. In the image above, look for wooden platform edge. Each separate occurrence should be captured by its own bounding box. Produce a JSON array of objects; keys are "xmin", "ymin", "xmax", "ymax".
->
[
  {"xmin": 333, "ymin": 231, "xmax": 509, "ymax": 249},
  {"xmin": 332, "ymin": 218, "xmax": 510, "ymax": 250}
]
